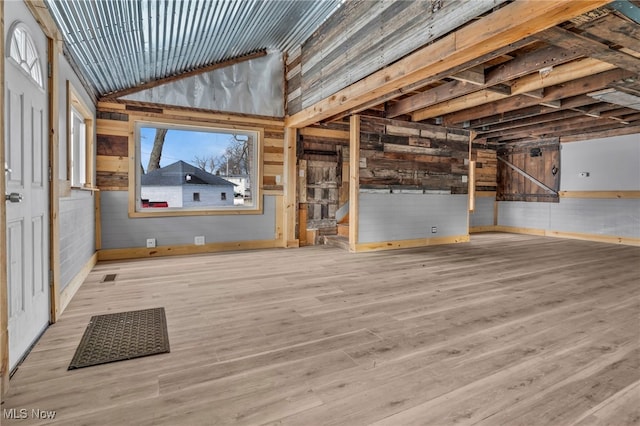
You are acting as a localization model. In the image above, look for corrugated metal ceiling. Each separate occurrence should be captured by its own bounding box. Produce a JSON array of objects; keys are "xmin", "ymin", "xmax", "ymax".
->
[{"xmin": 45, "ymin": 0, "xmax": 344, "ymax": 97}]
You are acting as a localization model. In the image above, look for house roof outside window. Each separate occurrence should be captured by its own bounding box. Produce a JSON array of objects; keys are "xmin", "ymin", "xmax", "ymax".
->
[{"xmin": 141, "ymin": 160, "xmax": 236, "ymax": 187}]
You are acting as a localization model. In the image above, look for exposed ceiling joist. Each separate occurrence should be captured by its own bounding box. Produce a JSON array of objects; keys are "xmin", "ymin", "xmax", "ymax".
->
[
  {"xmin": 387, "ymin": 44, "xmax": 584, "ymax": 118},
  {"xmin": 442, "ymin": 69, "xmax": 637, "ymax": 125},
  {"xmin": 536, "ymin": 26, "xmax": 640, "ymax": 73},
  {"xmin": 415, "ymin": 58, "xmax": 614, "ymax": 121},
  {"xmin": 285, "ymin": 0, "xmax": 612, "ymax": 128}
]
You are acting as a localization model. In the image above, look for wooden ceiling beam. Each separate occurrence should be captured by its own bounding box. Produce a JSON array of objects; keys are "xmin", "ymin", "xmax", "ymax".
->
[
  {"xmin": 560, "ymin": 124, "xmax": 640, "ymax": 143},
  {"xmin": 536, "ymin": 26, "xmax": 640, "ymax": 73},
  {"xmin": 579, "ymin": 14, "xmax": 640, "ymax": 50},
  {"xmin": 387, "ymin": 44, "xmax": 582, "ymax": 118},
  {"xmin": 443, "ymin": 68, "xmax": 636, "ymax": 125},
  {"xmin": 620, "ymin": 112, "xmax": 640, "ymax": 121},
  {"xmin": 285, "ymin": 0, "xmax": 612, "ymax": 128},
  {"xmin": 477, "ymin": 109, "xmax": 586, "ymax": 134},
  {"xmin": 322, "ymin": 38, "xmax": 536, "ymax": 123},
  {"xmin": 415, "ymin": 58, "xmax": 614, "ymax": 121},
  {"xmin": 450, "ymin": 66, "xmax": 486, "ymax": 85},
  {"xmin": 495, "ymin": 117, "xmax": 640, "ymax": 142},
  {"xmin": 483, "ymin": 114, "xmax": 600, "ymax": 139},
  {"xmin": 467, "ymin": 95, "xmax": 601, "ymax": 128},
  {"xmin": 532, "ymin": 118, "xmax": 640, "ymax": 140}
]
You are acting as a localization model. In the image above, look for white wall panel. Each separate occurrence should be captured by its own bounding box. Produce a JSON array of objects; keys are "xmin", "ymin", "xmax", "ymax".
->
[
  {"xmin": 100, "ymin": 192, "xmax": 278, "ymax": 249},
  {"xmin": 358, "ymin": 193, "xmax": 468, "ymax": 244},
  {"xmin": 561, "ymin": 134, "xmax": 640, "ymax": 191}
]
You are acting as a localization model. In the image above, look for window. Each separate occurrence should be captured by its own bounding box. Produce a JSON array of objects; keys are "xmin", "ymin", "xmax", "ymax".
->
[
  {"xmin": 132, "ymin": 120, "xmax": 262, "ymax": 216},
  {"xmin": 7, "ymin": 22, "xmax": 43, "ymax": 88},
  {"xmin": 67, "ymin": 82, "xmax": 94, "ymax": 189}
]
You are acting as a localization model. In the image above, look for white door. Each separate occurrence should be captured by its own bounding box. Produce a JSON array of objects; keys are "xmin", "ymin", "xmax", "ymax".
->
[{"xmin": 5, "ymin": 20, "xmax": 50, "ymax": 372}]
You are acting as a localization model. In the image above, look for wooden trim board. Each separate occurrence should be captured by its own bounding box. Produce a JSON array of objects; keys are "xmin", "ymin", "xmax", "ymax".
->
[
  {"xmin": 559, "ymin": 191, "xmax": 640, "ymax": 199},
  {"xmin": 0, "ymin": 1, "xmax": 7, "ymax": 397},
  {"xmin": 48, "ymin": 38, "xmax": 61, "ymax": 323},
  {"xmin": 59, "ymin": 253, "xmax": 98, "ymax": 315},
  {"xmin": 470, "ymin": 226, "xmax": 500, "ymax": 233},
  {"xmin": 354, "ymin": 235, "xmax": 470, "ymax": 253},
  {"xmin": 484, "ymin": 225, "xmax": 640, "ymax": 246},
  {"xmin": 97, "ymin": 239, "xmax": 284, "ymax": 261}
]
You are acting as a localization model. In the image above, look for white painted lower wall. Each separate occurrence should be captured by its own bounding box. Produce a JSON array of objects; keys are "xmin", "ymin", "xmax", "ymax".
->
[
  {"xmin": 59, "ymin": 190, "xmax": 96, "ymax": 290},
  {"xmin": 470, "ymin": 196, "xmax": 495, "ymax": 228},
  {"xmin": 358, "ymin": 193, "xmax": 468, "ymax": 244},
  {"xmin": 497, "ymin": 198, "xmax": 640, "ymax": 238},
  {"xmin": 100, "ymin": 191, "xmax": 278, "ymax": 249}
]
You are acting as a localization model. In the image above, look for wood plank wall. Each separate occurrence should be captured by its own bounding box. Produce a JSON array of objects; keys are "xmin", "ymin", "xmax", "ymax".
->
[
  {"xmin": 286, "ymin": 0, "xmax": 509, "ymax": 115},
  {"xmin": 95, "ymin": 102, "xmax": 285, "ymax": 194},
  {"xmin": 471, "ymin": 145, "xmax": 497, "ymax": 193},
  {"xmin": 497, "ymin": 139, "xmax": 560, "ymax": 202},
  {"xmin": 359, "ymin": 116, "xmax": 470, "ymax": 193}
]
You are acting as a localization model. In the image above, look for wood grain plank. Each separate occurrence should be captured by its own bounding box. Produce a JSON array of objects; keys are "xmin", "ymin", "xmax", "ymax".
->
[{"xmin": 2, "ymin": 234, "xmax": 638, "ymax": 425}]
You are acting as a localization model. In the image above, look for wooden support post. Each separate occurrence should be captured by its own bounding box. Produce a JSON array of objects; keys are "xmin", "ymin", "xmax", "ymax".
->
[
  {"xmin": 349, "ymin": 115, "xmax": 361, "ymax": 252},
  {"xmin": 49, "ymin": 38, "xmax": 61, "ymax": 323},
  {"xmin": 469, "ymin": 161, "xmax": 476, "ymax": 213},
  {"xmin": 469, "ymin": 131, "xmax": 476, "ymax": 214},
  {"xmin": 283, "ymin": 127, "xmax": 298, "ymax": 248},
  {"xmin": 299, "ymin": 205, "xmax": 308, "ymax": 246}
]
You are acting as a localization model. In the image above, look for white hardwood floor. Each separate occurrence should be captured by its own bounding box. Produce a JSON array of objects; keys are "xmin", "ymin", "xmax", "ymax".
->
[{"xmin": 1, "ymin": 233, "xmax": 639, "ymax": 425}]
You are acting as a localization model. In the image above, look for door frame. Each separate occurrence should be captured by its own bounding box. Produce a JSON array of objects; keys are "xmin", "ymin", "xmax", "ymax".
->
[
  {"xmin": 1, "ymin": 0, "xmax": 9, "ymax": 397},
  {"xmin": 1, "ymin": 1, "xmax": 62, "ymax": 396}
]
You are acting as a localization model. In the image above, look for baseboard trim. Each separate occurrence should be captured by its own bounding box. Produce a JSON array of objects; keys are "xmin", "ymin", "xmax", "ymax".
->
[
  {"xmin": 98, "ymin": 239, "xmax": 284, "ymax": 261},
  {"xmin": 473, "ymin": 225, "xmax": 640, "ymax": 246},
  {"xmin": 59, "ymin": 252, "xmax": 98, "ymax": 315},
  {"xmin": 353, "ymin": 235, "xmax": 470, "ymax": 252}
]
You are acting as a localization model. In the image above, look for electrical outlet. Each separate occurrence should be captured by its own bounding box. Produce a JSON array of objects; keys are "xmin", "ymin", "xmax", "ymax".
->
[
  {"xmin": 195, "ymin": 236, "xmax": 205, "ymax": 246},
  {"xmin": 431, "ymin": 226, "xmax": 438, "ymax": 234},
  {"xmin": 146, "ymin": 238, "xmax": 156, "ymax": 248}
]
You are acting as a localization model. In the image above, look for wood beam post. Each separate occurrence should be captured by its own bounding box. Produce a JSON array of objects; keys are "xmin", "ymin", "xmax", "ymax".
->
[
  {"xmin": 349, "ymin": 115, "xmax": 360, "ymax": 253},
  {"xmin": 283, "ymin": 127, "xmax": 299, "ymax": 248}
]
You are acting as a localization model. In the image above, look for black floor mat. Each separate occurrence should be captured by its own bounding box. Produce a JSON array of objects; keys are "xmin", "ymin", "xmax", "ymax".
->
[{"xmin": 68, "ymin": 307, "xmax": 170, "ymax": 370}]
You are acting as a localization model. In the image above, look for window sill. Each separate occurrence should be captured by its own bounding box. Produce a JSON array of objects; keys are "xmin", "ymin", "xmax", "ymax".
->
[
  {"xmin": 71, "ymin": 185, "xmax": 100, "ymax": 192},
  {"xmin": 60, "ymin": 181, "xmax": 99, "ymax": 198}
]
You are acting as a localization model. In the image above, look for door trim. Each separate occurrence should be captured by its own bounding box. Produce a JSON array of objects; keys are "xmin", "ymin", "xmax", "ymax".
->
[
  {"xmin": 48, "ymin": 36, "xmax": 60, "ymax": 323},
  {"xmin": 1, "ymin": 0, "xmax": 10, "ymax": 398}
]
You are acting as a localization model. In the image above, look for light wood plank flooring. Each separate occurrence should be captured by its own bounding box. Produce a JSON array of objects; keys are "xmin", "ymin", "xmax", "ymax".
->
[{"xmin": 2, "ymin": 233, "xmax": 639, "ymax": 425}]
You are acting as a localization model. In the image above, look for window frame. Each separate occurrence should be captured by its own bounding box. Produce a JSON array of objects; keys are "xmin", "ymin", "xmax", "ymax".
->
[
  {"xmin": 7, "ymin": 22, "xmax": 44, "ymax": 89},
  {"xmin": 66, "ymin": 81, "xmax": 95, "ymax": 191},
  {"xmin": 128, "ymin": 118, "xmax": 264, "ymax": 218}
]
